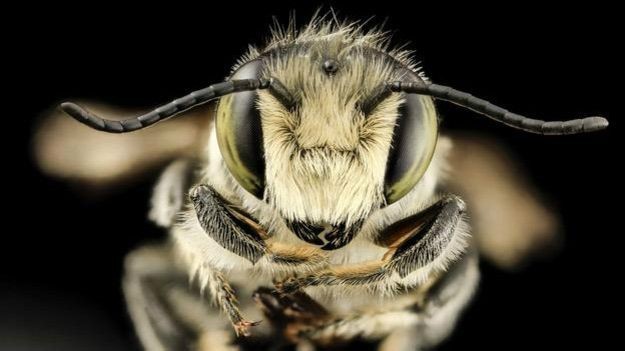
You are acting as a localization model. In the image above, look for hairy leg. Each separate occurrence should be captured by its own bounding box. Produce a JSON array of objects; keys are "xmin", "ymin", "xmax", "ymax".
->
[
  {"xmin": 190, "ymin": 260, "xmax": 260, "ymax": 337},
  {"xmin": 190, "ymin": 185, "xmax": 267, "ymax": 263},
  {"xmin": 123, "ymin": 243, "xmax": 239, "ymax": 351},
  {"xmin": 277, "ymin": 195, "xmax": 468, "ymax": 293},
  {"xmin": 279, "ymin": 253, "xmax": 479, "ymax": 351},
  {"xmin": 190, "ymin": 184, "xmax": 330, "ymax": 273},
  {"xmin": 379, "ymin": 252, "xmax": 479, "ymax": 351},
  {"xmin": 152, "ymin": 168, "xmax": 330, "ymax": 272}
]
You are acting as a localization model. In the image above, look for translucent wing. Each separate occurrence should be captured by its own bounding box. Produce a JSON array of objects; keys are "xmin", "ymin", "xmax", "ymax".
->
[
  {"xmin": 32, "ymin": 102, "xmax": 212, "ymax": 193},
  {"xmin": 446, "ymin": 133, "xmax": 561, "ymax": 270}
]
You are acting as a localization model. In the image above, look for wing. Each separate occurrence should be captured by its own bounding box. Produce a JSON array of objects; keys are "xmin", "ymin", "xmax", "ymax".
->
[
  {"xmin": 446, "ymin": 133, "xmax": 561, "ymax": 270},
  {"xmin": 32, "ymin": 101, "xmax": 212, "ymax": 193}
]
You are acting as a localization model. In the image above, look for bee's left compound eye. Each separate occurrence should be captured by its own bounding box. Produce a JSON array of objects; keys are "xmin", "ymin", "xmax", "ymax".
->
[
  {"xmin": 384, "ymin": 90, "xmax": 439, "ymax": 204},
  {"xmin": 216, "ymin": 60, "xmax": 266, "ymax": 198}
]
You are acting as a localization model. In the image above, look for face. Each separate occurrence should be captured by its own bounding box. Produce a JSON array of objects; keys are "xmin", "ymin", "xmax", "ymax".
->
[{"xmin": 216, "ymin": 38, "xmax": 439, "ymax": 250}]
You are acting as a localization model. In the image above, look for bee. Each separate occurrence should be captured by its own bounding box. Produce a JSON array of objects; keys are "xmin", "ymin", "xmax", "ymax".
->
[{"xmin": 38, "ymin": 16, "xmax": 608, "ymax": 351}]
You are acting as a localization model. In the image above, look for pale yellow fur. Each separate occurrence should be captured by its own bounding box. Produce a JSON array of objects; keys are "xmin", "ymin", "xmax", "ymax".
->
[{"xmin": 169, "ymin": 17, "xmax": 476, "ymax": 350}]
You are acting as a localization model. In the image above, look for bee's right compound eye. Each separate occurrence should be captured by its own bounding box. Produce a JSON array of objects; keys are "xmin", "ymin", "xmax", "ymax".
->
[
  {"xmin": 216, "ymin": 60, "xmax": 266, "ymax": 198},
  {"xmin": 384, "ymin": 92, "xmax": 439, "ymax": 204}
]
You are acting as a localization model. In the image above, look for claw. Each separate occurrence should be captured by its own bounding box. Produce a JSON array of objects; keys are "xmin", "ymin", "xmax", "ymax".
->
[
  {"xmin": 233, "ymin": 320, "xmax": 261, "ymax": 337},
  {"xmin": 275, "ymin": 277, "xmax": 301, "ymax": 295}
]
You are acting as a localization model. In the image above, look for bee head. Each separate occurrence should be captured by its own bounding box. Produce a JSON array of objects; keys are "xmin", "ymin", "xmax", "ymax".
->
[
  {"xmin": 215, "ymin": 22, "xmax": 438, "ymax": 249},
  {"xmin": 60, "ymin": 17, "xmax": 607, "ymax": 250}
]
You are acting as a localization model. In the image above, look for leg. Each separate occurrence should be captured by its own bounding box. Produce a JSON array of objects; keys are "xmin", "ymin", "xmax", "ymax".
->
[
  {"xmin": 307, "ymin": 311, "xmax": 421, "ymax": 346},
  {"xmin": 289, "ymin": 253, "xmax": 479, "ymax": 351},
  {"xmin": 190, "ymin": 184, "xmax": 330, "ymax": 272},
  {"xmin": 253, "ymin": 287, "xmax": 332, "ymax": 344},
  {"xmin": 378, "ymin": 329, "xmax": 421, "ymax": 351},
  {"xmin": 379, "ymin": 251, "xmax": 480, "ymax": 350},
  {"xmin": 191, "ymin": 261, "xmax": 260, "ymax": 337},
  {"xmin": 190, "ymin": 185, "xmax": 267, "ymax": 263},
  {"xmin": 154, "ymin": 174, "xmax": 328, "ymax": 271},
  {"xmin": 277, "ymin": 195, "xmax": 468, "ymax": 293},
  {"xmin": 123, "ymin": 243, "xmax": 239, "ymax": 351}
]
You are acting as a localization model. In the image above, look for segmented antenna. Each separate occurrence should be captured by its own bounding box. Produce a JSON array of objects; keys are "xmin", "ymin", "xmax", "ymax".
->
[
  {"xmin": 61, "ymin": 79, "xmax": 271, "ymax": 133},
  {"xmin": 388, "ymin": 81, "xmax": 608, "ymax": 135},
  {"xmin": 61, "ymin": 76, "xmax": 608, "ymax": 136}
]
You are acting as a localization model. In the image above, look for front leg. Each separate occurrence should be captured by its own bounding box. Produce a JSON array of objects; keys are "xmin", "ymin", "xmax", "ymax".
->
[
  {"xmin": 277, "ymin": 195, "xmax": 468, "ymax": 293},
  {"xmin": 385, "ymin": 195, "xmax": 467, "ymax": 278},
  {"xmin": 307, "ymin": 253, "xmax": 479, "ymax": 351},
  {"xmin": 190, "ymin": 185, "xmax": 329, "ymax": 272},
  {"xmin": 252, "ymin": 287, "xmax": 332, "ymax": 348},
  {"xmin": 189, "ymin": 185, "xmax": 330, "ymax": 336},
  {"xmin": 251, "ymin": 256, "xmax": 478, "ymax": 351},
  {"xmin": 190, "ymin": 185, "xmax": 268, "ymax": 264},
  {"xmin": 188, "ymin": 260, "xmax": 258, "ymax": 337}
]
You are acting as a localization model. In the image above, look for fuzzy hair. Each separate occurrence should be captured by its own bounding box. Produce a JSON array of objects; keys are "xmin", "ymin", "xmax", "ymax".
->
[
  {"xmin": 231, "ymin": 12, "xmax": 427, "ymax": 81},
  {"xmin": 165, "ymin": 16, "xmax": 475, "ymax": 345},
  {"xmin": 217, "ymin": 15, "xmax": 438, "ymax": 230},
  {"xmin": 176, "ymin": 135, "xmax": 465, "ymax": 310},
  {"xmin": 243, "ymin": 17, "xmax": 434, "ymax": 227},
  {"xmin": 258, "ymin": 77, "xmax": 401, "ymax": 226}
]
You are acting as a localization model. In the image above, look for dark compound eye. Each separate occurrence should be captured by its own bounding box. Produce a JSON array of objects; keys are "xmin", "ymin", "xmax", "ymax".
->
[
  {"xmin": 215, "ymin": 60, "xmax": 266, "ymax": 198},
  {"xmin": 384, "ymin": 86, "xmax": 438, "ymax": 204}
]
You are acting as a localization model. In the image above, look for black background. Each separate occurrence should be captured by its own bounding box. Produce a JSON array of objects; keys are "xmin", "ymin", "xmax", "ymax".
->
[{"xmin": 5, "ymin": 1, "xmax": 621, "ymax": 350}]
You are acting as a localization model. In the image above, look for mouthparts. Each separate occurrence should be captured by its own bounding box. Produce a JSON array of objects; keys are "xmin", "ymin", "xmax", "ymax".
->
[{"xmin": 286, "ymin": 220, "xmax": 364, "ymax": 250}]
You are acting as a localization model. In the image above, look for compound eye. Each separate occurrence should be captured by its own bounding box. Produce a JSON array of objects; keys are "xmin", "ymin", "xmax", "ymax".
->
[
  {"xmin": 215, "ymin": 60, "xmax": 266, "ymax": 198},
  {"xmin": 384, "ymin": 90, "xmax": 438, "ymax": 204}
]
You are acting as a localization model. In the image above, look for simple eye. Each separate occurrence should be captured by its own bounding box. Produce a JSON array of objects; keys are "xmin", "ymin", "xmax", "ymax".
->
[
  {"xmin": 215, "ymin": 60, "xmax": 266, "ymax": 198},
  {"xmin": 384, "ymin": 92, "xmax": 438, "ymax": 204}
]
